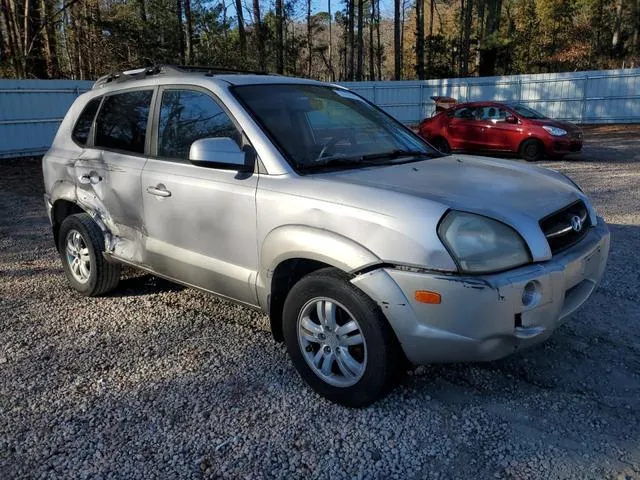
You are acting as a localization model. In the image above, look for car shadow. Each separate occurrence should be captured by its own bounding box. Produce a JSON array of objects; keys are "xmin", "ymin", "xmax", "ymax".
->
[{"xmin": 108, "ymin": 269, "xmax": 186, "ymax": 297}]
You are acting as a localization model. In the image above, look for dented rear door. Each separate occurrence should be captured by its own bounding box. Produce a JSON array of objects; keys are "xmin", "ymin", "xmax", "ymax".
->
[{"xmin": 75, "ymin": 88, "xmax": 155, "ymax": 262}]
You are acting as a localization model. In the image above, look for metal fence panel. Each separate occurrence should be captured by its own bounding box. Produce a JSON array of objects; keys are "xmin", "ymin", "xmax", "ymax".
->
[
  {"xmin": 1, "ymin": 68, "xmax": 639, "ymax": 159},
  {"xmin": 340, "ymin": 67, "xmax": 640, "ymax": 125},
  {"xmin": 0, "ymin": 80, "xmax": 93, "ymax": 159}
]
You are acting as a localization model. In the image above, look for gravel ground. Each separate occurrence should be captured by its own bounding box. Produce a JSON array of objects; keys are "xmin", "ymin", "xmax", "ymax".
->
[{"xmin": 1, "ymin": 126, "xmax": 639, "ymax": 479}]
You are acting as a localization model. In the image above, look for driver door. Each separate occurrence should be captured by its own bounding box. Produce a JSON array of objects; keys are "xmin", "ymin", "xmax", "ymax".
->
[{"xmin": 141, "ymin": 86, "xmax": 259, "ymax": 305}]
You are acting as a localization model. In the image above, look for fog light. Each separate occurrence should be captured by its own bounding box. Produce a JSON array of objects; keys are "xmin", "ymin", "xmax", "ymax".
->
[{"xmin": 522, "ymin": 281, "xmax": 541, "ymax": 308}]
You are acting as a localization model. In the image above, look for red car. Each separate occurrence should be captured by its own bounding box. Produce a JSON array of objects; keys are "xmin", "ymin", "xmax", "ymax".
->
[{"xmin": 417, "ymin": 101, "xmax": 583, "ymax": 161}]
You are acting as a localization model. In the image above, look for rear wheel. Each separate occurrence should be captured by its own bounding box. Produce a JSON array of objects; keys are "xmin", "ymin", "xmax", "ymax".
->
[
  {"xmin": 282, "ymin": 268, "xmax": 402, "ymax": 407},
  {"xmin": 431, "ymin": 137, "xmax": 451, "ymax": 154},
  {"xmin": 58, "ymin": 213, "xmax": 121, "ymax": 296},
  {"xmin": 520, "ymin": 139, "xmax": 544, "ymax": 162}
]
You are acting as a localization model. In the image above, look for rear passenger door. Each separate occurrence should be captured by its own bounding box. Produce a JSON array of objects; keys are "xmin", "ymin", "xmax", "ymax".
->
[
  {"xmin": 141, "ymin": 86, "xmax": 259, "ymax": 306},
  {"xmin": 74, "ymin": 88, "xmax": 154, "ymax": 263}
]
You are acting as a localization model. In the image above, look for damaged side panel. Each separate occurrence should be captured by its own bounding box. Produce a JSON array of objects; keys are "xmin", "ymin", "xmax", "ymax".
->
[{"xmin": 73, "ymin": 150, "xmax": 148, "ymax": 264}]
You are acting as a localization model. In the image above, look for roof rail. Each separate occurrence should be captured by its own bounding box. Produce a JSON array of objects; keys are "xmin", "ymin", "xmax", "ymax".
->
[{"xmin": 93, "ymin": 64, "xmax": 271, "ymax": 89}]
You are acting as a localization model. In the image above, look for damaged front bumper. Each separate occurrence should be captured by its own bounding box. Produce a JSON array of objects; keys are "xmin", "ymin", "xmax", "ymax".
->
[{"xmin": 351, "ymin": 218, "xmax": 610, "ymax": 365}]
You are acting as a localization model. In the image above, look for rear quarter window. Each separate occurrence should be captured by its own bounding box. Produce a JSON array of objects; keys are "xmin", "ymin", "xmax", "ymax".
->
[{"xmin": 71, "ymin": 97, "xmax": 102, "ymax": 146}]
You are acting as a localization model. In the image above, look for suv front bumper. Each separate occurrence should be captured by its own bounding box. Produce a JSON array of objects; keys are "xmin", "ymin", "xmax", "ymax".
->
[{"xmin": 351, "ymin": 218, "xmax": 610, "ymax": 365}]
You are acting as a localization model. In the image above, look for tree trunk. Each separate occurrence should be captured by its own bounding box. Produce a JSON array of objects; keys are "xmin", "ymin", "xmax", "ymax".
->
[
  {"xmin": 328, "ymin": 0, "xmax": 333, "ymax": 80},
  {"xmin": 479, "ymin": 0, "xmax": 502, "ymax": 76},
  {"xmin": 137, "ymin": 0, "xmax": 146, "ymax": 22},
  {"xmin": 460, "ymin": 0, "xmax": 473, "ymax": 75},
  {"xmin": 369, "ymin": 0, "xmax": 374, "ymax": 79},
  {"xmin": 184, "ymin": 0, "xmax": 193, "ymax": 63},
  {"xmin": 634, "ymin": 0, "xmax": 639, "ymax": 54},
  {"xmin": 235, "ymin": 0, "xmax": 246, "ymax": 59},
  {"xmin": 348, "ymin": 0, "xmax": 355, "ymax": 79},
  {"xmin": 376, "ymin": 0, "xmax": 382, "ymax": 78},
  {"xmin": 253, "ymin": 0, "xmax": 265, "ymax": 70},
  {"xmin": 306, "ymin": 0, "xmax": 312, "ymax": 76},
  {"xmin": 611, "ymin": 0, "xmax": 622, "ymax": 54},
  {"xmin": 176, "ymin": 0, "xmax": 185, "ymax": 64},
  {"xmin": 1, "ymin": 0, "xmax": 22, "ymax": 76},
  {"xmin": 416, "ymin": 0, "xmax": 424, "ymax": 79},
  {"xmin": 276, "ymin": 0, "xmax": 284, "ymax": 73},
  {"xmin": 394, "ymin": 0, "xmax": 400, "ymax": 79},
  {"xmin": 427, "ymin": 0, "xmax": 434, "ymax": 74},
  {"xmin": 356, "ymin": 0, "xmax": 363, "ymax": 79}
]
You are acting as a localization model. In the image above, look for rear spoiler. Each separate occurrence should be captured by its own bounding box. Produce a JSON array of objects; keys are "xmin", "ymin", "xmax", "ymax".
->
[{"xmin": 430, "ymin": 96, "xmax": 457, "ymax": 113}]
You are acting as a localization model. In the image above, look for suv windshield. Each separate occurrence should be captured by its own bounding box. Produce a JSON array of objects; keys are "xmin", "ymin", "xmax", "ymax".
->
[
  {"xmin": 510, "ymin": 103, "xmax": 547, "ymax": 119},
  {"xmin": 233, "ymin": 84, "xmax": 441, "ymax": 172}
]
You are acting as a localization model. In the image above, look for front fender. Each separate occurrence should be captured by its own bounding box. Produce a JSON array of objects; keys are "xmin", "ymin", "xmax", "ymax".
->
[{"xmin": 256, "ymin": 225, "xmax": 381, "ymax": 310}]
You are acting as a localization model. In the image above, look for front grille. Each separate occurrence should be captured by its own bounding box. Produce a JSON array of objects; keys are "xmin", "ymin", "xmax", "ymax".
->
[
  {"xmin": 570, "ymin": 130, "xmax": 583, "ymax": 140},
  {"xmin": 539, "ymin": 200, "xmax": 590, "ymax": 254}
]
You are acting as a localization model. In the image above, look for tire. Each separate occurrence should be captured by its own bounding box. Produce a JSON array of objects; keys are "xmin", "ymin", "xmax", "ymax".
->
[
  {"xmin": 282, "ymin": 268, "xmax": 402, "ymax": 407},
  {"xmin": 520, "ymin": 139, "xmax": 544, "ymax": 162},
  {"xmin": 58, "ymin": 213, "xmax": 121, "ymax": 296},
  {"xmin": 431, "ymin": 137, "xmax": 451, "ymax": 154}
]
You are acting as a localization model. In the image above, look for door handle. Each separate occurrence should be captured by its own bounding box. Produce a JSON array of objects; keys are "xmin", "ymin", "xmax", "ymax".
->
[
  {"xmin": 146, "ymin": 185, "xmax": 171, "ymax": 197},
  {"xmin": 78, "ymin": 172, "xmax": 102, "ymax": 184}
]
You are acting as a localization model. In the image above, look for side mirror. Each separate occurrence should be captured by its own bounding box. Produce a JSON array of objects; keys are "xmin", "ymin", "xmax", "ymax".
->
[
  {"xmin": 188, "ymin": 137, "xmax": 253, "ymax": 172},
  {"xmin": 505, "ymin": 115, "xmax": 518, "ymax": 124}
]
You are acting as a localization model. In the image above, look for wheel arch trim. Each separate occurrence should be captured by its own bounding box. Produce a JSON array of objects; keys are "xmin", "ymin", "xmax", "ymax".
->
[{"xmin": 257, "ymin": 225, "xmax": 381, "ymax": 311}]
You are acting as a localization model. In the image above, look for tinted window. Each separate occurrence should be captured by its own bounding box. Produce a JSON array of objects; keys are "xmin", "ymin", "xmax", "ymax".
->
[
  {"xmin": 479, "ymin": 106, "xmax": 508, "ymax": 121},
  {"xmin": 452, "ymin": 107, "xmax": 475, "ymax": 120},
  {"xmin": 157, "ymin": 89, "xmax": 241, "ymax": 160},
  {"xmin": 511, "ymin": 104, "xmax": 547, "ymax": 119},
  {"xmin": 95, "ymin": 90, "xmax": 153, "ymax": 154},
  {"xmin": 72, "ymin": 97, "xmax": 101, "ymax": 145}
]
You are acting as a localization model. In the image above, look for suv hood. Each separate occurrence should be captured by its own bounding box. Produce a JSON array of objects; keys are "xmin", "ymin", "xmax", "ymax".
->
[{"xmin": 321, "ymin": 154, "xmax": 583, "ymax": 227}]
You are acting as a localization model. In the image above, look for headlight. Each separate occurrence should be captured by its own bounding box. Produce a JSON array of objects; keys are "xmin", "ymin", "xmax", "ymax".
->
[
  {"xmin": 542, "ymin": 126, "xmax": 567, "ymax": 136},
  {"xmin": 437, "ymin": 211, "xmax": 531, "ymax": 273}
]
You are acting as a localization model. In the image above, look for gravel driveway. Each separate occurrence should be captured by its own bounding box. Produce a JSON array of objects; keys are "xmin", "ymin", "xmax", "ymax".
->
[{"xmin": 1, "ymin": 126, "xmax": 639, "ymax": 479}]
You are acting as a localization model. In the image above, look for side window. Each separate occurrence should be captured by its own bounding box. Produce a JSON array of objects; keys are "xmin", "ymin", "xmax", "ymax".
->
[
  {"xmin": 453, "ymin": 107, "xmax": 474, "ymax": 120},
  {"xmin": 72, "ymin": 97, "xmax": 101, "ymax": 146},
  {"xmin": 95, "ymin": 90, "xmax": 153, "ymax": 154},
  {"xmin": 157, "ymin": 89, "xmax": 241, "ymax": 160},
  {"xmin": 479, "ymin": 106, "xmax": 508, "ymax": 122}
]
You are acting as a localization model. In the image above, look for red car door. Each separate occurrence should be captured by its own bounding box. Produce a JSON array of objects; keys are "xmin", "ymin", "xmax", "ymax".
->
[
  {"xmin": 483, "ymin": 107, "xmax": 524, "ymax": 151},
  {"xmin": 445, "ymin": 107, "xmax": 477, "ymax": 150}
]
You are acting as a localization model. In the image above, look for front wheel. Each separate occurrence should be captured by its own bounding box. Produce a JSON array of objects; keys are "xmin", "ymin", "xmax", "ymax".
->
[
  {"xmin": 282, "ymin": 268, "xmax": 402, "ymax": 407},
  {"xmin": 58, "ymin": 213, "xmax": 121, "ymax": 296},
  {"xmin": 520, "ymin": 139, "xmax": 544, "ymax": 162}
]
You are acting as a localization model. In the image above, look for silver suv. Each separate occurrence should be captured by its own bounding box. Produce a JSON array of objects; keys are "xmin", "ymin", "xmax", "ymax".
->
[{"xmin": 43, "ymin": 66, "xmax": 610, "ymax": 406}]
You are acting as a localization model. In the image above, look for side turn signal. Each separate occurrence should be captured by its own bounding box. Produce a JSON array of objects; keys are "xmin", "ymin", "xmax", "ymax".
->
[{"xmin": 414, "ymin": 290, "xmax": 441, "ymax": 304}]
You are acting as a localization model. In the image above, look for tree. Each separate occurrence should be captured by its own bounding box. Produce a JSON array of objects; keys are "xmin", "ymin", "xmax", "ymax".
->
[
  {"xmin": 275, "ymin": 0, "xmax": 284, "ymax": 73},
  {"xmin": 415, "ymin": 0, "xmax": 424, "ymax": 79},
  {"xmin": 394, "ymin": 0, "xmax": 400, "ymax": 79},
  {"xmin": 479, "ymin": 0, "xmax": 502, "ymax": 76},
  {"xmin": 235, "ymin": 0, "xmax": 246, "ymax": 59},
  {"xmin": 253, "ymin": 0, "xmax": 265, "ymax": 70}
]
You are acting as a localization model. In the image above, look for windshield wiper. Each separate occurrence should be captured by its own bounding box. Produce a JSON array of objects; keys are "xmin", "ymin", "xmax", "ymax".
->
[
  {"xmin": 360, "ymin": 149, "xmax": 441, "ymax": 161},
  {"xmin": 298, "ymin": 157, "xmax": 381, "ymax": 172},
  {"xmin": 298, "ymin": 149, "xmax": 440, "ymax": 172}
]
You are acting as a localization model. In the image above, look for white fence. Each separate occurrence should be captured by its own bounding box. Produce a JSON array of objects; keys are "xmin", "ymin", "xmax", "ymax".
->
[
  {"xmin": 341, "ymin": 68, "xmax": 640, "ymax": 125},
  {"xmin": 1, "ymin": 68, "xmax": 639, "ymax": 159}
]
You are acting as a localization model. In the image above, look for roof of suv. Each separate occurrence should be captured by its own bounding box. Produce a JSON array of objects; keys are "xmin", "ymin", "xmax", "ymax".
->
[{"xmin": 93, "ymin": 65, "xmax": 325, "ymax": 90}]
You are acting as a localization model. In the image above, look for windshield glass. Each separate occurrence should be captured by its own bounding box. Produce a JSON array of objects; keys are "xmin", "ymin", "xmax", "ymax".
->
[
  {"xmin": 232, "ymin": 84, "xmax": 440, "ymax": 172},
  {"xmin": 511, "ymin": 104, "xmax": 547, "ymax": 119}
]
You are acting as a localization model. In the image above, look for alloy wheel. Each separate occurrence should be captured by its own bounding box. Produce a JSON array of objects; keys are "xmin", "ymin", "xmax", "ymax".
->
[{"xmin": 297, "ymin": 297, "xmax": 368, "ymax": 388}]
